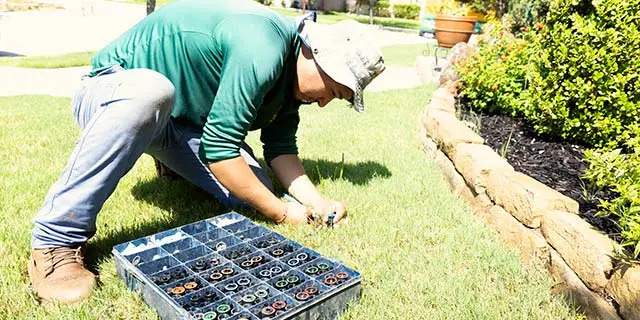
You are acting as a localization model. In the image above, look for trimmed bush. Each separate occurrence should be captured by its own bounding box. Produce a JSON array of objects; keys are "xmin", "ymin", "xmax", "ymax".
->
[
  {"xmin": 584, "ymin": 139, "xmax": 640, "ymax": 258},
  {"xmin": 525, "ymin": 0, "xmax": 640, "ymax": 149},
  {"xmin": 374, "ymin": 0, "xmax": 391, "ymax": 17},
  {"xmin": 457, "ymin": 24, "xmax": 534, "ymax": 116},
  {"xmin": 392, "ymin": 4, "xmax": 420, "ymax": 20},
  {"xmin": 504, "ymin": 0, "xmax": 551, "ymax": 32}
]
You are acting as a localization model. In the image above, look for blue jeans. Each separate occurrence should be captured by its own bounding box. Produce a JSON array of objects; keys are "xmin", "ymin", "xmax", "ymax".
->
[{"xmin": 31, "ymin": 66, "xmax": 273, "ymax": 249}]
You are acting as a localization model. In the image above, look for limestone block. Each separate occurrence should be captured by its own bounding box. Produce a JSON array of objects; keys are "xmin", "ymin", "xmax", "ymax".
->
[
  {"xmin": 423, "ymin": 110, "xmax": 484, "ymax": 159},
  {"xmin": 452, "ymin": 143, "xmax": 514, "ymax": 194},
  {"xmin": 419, "ymin": 125, "xmax": 438, "ymax": 160},
  {"xmin": 485, "ymin": 171, "xmax": 579, "ymax": 228},
  {"xmin": 475, "ymin": 205, "xmax": 550, "ymax": 267},
  {"xmin": 439, "ymin": 63, "xmax": 460, "ymax": 86},
  {"xmin": 542, "ymin": 211, "xmax": 618, "ymax": 292},
  {"xmin": 445, "ymin": 42, "xmax": 478, "ymax": 65},
  {"xmin": 426, "ymin": 87, "xmax": 456, "ymax": 114},
  {"xmin": 606, "ymin": 265, "xmax": 640, "ymax": 320},
  {"xmin": 548, "ymin": 249, "xmax": 621, "ymax": 320},
  {"xmin": 433, "ymin": 149, "xmax": 471, "ymax": 199}
]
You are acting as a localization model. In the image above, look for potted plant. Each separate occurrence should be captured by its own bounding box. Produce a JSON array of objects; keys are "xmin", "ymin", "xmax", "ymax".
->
[{"xmin": 433, "ymin": 4, "xmax": 478, "ymax": 48}]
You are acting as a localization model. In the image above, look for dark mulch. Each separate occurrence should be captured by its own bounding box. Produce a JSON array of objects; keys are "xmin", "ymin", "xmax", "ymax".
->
[{"xmin": 471, "ymin": 112, "xmax": 621, "ymax": 241}]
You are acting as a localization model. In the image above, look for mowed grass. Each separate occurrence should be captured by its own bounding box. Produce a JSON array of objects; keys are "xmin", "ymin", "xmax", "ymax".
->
[
  {"xmin": 0, "ymin": 88, "xmax": 579, "ymax": 319},
  {"xmin": 0, "ymin": 51, "xmax": 95, "ymax": 68},
  {"xmin": 382, "ymin": 43, "xmax": 436, "ymax": 67}
]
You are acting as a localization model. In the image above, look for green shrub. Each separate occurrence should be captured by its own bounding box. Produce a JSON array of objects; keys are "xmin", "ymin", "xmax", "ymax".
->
[
  {"xmin": 374, "ymin": 0, "xmax": 391, "ymax": 17},
  {"xmin": 457, "ymin": 24, "xmax": 534, "ymax": 116},
  {"xmin": 504, "ymin": 0, "xmax": 551, "ymax": 32},
  {"xmin": 392, "ymin": 4, "xmax": 420, "ymax": 20},
  {"xmin": 525, "ymin": 0, "xmax": 640, "ymax": 149},
  {"xmin": 584, "ymin": 138, "xmax": 640, "ymax": 259}
]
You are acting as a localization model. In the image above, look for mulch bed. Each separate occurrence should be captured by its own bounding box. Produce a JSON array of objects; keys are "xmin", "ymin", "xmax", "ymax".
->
[{"xmin": 469, "ymin": 112, "xmax": 621, "ymax": 242}]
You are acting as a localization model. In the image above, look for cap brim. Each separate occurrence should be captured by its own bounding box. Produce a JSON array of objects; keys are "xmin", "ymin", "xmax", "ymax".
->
[{"xmin": 299, "ymin": 22, "xmax": 365, "ymax": 112}]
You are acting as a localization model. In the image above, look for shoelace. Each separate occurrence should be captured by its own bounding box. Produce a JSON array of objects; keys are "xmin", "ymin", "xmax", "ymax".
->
[{"xmin": 42, "ymin": 247, "xmax": 83, "ymax": 276}]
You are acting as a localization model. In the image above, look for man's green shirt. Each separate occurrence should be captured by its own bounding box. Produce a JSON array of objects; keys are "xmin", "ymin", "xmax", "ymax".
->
[{"xmin": 91, "ymin": 0, "xmax": 301, "ymax": 164}]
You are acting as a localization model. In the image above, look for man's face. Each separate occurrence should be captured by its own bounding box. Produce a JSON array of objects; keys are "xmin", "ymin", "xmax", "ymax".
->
[{"xmin": 294, "ymin": 46, "xmax": 353, "ymax": 107}]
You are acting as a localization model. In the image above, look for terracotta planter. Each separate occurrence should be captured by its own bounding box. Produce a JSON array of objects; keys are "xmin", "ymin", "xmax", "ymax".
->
[{"xmin": 434, "ymin": 15, "xmax": 478, "ymax": 48}]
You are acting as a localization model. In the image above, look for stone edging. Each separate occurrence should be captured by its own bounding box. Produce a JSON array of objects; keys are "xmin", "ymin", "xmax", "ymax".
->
[{"xmin": 418, "ymin": 84, "xmax": 640, "ymax": 320}]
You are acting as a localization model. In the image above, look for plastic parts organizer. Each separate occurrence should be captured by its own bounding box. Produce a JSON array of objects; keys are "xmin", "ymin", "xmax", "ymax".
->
[{"xmin": 112, "ymin": 212, "xmax": 361, "ymax": 320}]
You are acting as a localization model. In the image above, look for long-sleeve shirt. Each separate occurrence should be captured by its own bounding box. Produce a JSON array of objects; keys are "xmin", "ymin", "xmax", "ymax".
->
[{"xmin": 91, "ymin": 0, "xmax": 302, "ymax": 164}]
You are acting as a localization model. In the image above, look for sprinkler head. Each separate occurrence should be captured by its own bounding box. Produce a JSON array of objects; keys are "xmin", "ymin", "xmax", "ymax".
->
[
  {"xmin": 260, "ymin": 306, "xmax": 276, "ymax": 317},
  {"xmin": 221, "ymin": 268, "xmax": 235, "ymax": 276},
  {"xmin": 285, "ymin": 275, "xmax": 300, "ymax": 284},
  {"xmin": 323, "ymin": 275, "xmax": 338, "ymax": 286},
  {"xmin": 272, "ymin": 248, "xmax": 284, "ymax": 257},
  {"xmin": 255, "ymin": 289, "xmax": 269, "ymax": 299},
  {"xmin": 216, "ymin": 303, "xmax": 232, "ymax": 314},
  {"xmin": 317, "ymin": 263, "xmax": 330, "ymax": 271},
  {"xmin": 258, "ymin": 269, "xmax": 272, "ymax": 278},
  {"xmin": 215, "ymin": 242, "xmax": 227, "ymax": 251},
  {"xmin": 170, "ymin": 286, "xmax": 186, "ymax": 296},
  {"xmin": 241, "ymin": 293, "xmax": 257, "ymax": 304},
  {"xmin": 304, "ymin": 285, "xmax": 318, "ymax": 295},
  {"xmin": 304, "ymin": 266, "xmax": 319, "ymax": 275},
  {"xmin": 224, "ymin": 283, "xmax": 239, "ymax": 292},
  {"xmin": 236, "ymin": 277, "xmax": 251, "ymax": 287},
  {"xmin": 210, "ymin": 272, "xmax": 223, "ymax": 281},
  {"xmin": 295, "ymin": 291, "xmax": 310, "ymax": 301},
  {"xmin": 272, "ymin": 299, "xmax": 287, "ymax": 310},
  {"xmin": 195, "ymin": 259, "xmax": 207, "ymax": 270},
  {"xmin": 202, "ymin": 311, "xmax": 216, "ymax": 320},
  {"xmin": 269, "ymin": 266, "xmax": 283, "ymax": 274},
  {"xmin": 286, "ymin": 258, "xmax": 300, "ymax": 267},
  {"xmin": 274, "ymin": 280, "xmax": 288, "ymax": 290},
  {"xmin": 336, "ymin": 272, "xmax": 349, "ymax": 280},
  {"xmin": 184, "ymin": 281, "xmax": 198, "ymax": 290}
]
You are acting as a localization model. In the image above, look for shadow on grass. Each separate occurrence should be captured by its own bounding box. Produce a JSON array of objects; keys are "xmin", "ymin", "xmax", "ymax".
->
[
  {"xmin": 84, "ymin": 159, "xmax": 390, "ymax": 267},
  {"xmin": 84, "ymin": 178, "xmax": 264, "ymax": 268},
  {"xmin": 301, "ymin": 159, "xmax": 391, "ymax": 185}
]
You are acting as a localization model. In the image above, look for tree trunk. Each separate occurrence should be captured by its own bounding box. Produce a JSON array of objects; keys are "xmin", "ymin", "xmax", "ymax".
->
[
  {"xmin": 368, "ymin": 0, "xmax": 374, "ymax": 24},
  {"xmin": 146, "ymin": 0, "xmax": 156, "ymax": 15}
]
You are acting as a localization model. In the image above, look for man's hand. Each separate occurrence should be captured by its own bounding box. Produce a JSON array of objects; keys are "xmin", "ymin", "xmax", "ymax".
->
[
  {"xmin": 312, "ymin": 199, "xmax": 347, "ymax": 226},
  {"xmin": 282, "ymin": 202, "xmax": 312, "ymax": 225}
]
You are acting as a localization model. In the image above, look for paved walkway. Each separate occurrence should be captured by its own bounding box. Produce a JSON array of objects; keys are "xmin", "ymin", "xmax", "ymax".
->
[{"xmin": 0, "ymin": 2, "xmax": 435, "ymax": 97}]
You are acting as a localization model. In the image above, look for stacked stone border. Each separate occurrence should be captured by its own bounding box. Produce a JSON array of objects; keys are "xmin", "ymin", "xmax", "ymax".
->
[{"xmin": 418, "ymin": 84, "xmax": 639, "ymax": 320}]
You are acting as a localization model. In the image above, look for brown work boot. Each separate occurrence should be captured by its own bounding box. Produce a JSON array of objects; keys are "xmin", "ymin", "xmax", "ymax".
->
[
  {"xmin": 153, "ymin": 157, "xmax": 184, "ymax": 180},
  {"xmin": 28, "ymin": 247, "xmax": 97, "ymax": 304}
]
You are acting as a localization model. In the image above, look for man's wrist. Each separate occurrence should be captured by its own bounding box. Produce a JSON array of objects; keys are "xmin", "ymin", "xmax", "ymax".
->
[{"xmin": 274, "ymin": 202, "xmax": 288, "ymax": 224}]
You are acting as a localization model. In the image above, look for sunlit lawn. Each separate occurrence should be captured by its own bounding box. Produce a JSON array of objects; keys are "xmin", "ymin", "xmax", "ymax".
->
[{"xmin": 0, "ymin": 83, "xmax": 580, "ymax": 318}]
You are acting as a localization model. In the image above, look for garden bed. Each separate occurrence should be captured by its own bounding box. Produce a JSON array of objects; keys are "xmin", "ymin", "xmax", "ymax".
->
[{"xmin": 470, "ymin": 111, "xmax": 621, "ymax": 243}]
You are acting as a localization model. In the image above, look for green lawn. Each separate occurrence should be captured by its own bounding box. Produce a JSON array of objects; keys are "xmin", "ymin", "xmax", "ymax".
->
[
  {"xmin": 382, "ymin": 43, "xmax": 436, "ymax": 67},
  {"xmin": 0, "ymin": 51, "xmax": 95, "ymax": 68},
  {"xmin": 0, "ymin": 87, "xmax": 580, "ymax": 318}
]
